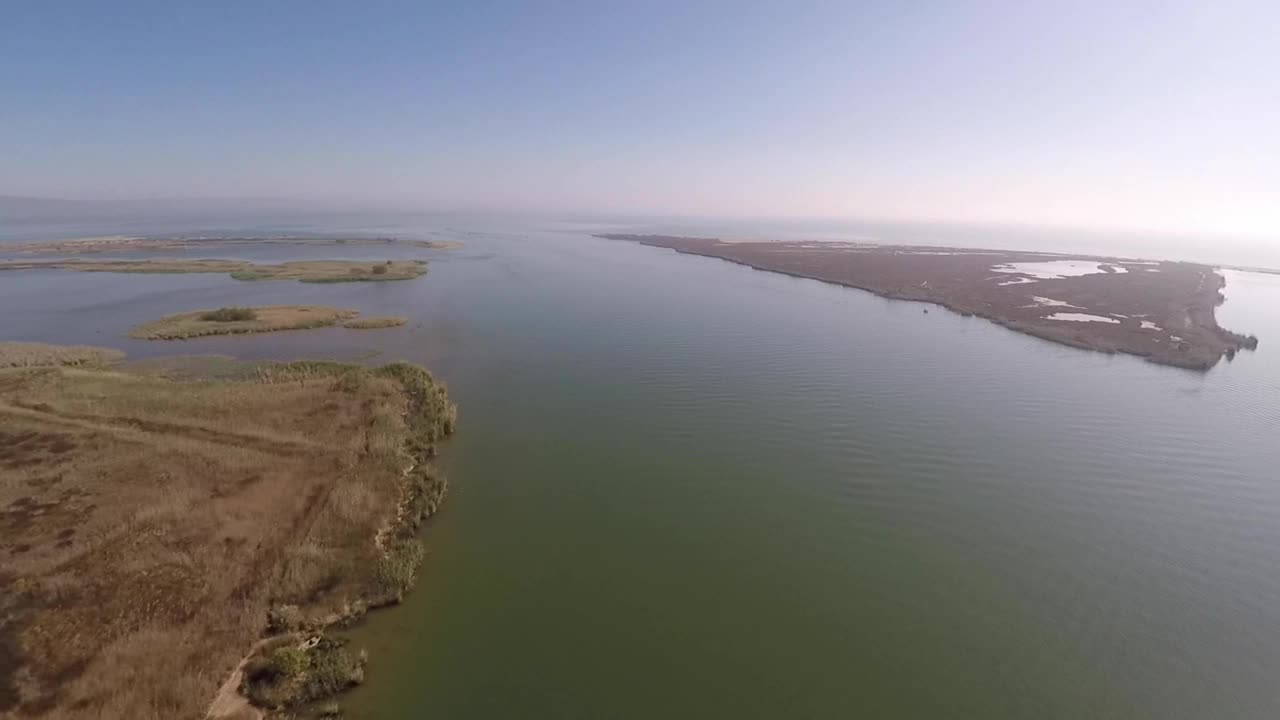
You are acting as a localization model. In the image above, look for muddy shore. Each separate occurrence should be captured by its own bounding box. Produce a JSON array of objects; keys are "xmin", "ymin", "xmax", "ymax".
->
[{"xmin": 598, "ymin": 234, "xmax": 1257, "ymax": 370}]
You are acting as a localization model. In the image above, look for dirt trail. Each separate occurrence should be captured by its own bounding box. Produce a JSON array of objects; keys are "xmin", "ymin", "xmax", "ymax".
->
[
  {"xmin": 204, "ymin": 639, "xmax": 272, "ymax": 720},
  {"xmin": 0, "ymin": 400, "xmax": 325, "ymax": 457}
]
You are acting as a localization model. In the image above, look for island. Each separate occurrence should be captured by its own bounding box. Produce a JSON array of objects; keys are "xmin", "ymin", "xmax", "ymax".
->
[
  {"xmin": 0, "ymin": 258, "xmax": 428, "ymax": 283},
  {"xmin": 0, "ymin": 345, "xmax": 455, "ymax": 719},
  {"xmin": 129, "ymin": 306, "xmax": 408, "ymax": 340},
  {"xmin": 597, "ymin": 234, "xmax": 1259, "ymax": 370},
  {"xmin": 2, "ymin": 234, "xmax": 462, "ymax": 254}
]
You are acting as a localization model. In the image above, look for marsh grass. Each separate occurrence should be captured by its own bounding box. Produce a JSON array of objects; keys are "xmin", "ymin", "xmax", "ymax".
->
[
  {"xmin": 199, "ymin": 307, "xmax": 258, "ymax": 322},
  {"xmin": 0, "ymin": 258, "xmax": 428, "ymax": 283},
  {"xmin": 341, "ymin": 316, "xmax": 407, "ymax": 329},
  {"xmin": 0, "ymin": 357, "xmax": 455, "ymax": 719},
  {"xmin": 0, "ymin": 342, "xmax": 124, "ymax": 368},
  {"xmin": 132, "ymin": 307, "xmax": 414, "ymax": 339},
  {"xmin": 130, "ymin": 305, "xmax": 356, "ymax": 339}
]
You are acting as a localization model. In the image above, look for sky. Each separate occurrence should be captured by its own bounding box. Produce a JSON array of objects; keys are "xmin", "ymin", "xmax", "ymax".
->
[{"xmin": 2, "ymin": 1, "xmax": 1278, "ymax": 237}]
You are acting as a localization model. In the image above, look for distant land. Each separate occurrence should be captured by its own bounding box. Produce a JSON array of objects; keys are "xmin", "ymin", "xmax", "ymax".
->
[{"xmin": 598, "ymin": 234, "xmax": 1258, "ymax": 371}]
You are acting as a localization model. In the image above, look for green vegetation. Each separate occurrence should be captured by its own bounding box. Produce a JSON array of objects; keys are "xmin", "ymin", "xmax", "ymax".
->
[
  {"xmin": 130, "ymin": 305, "xmax": 411, "ymax": 339},
  {"xmin": 242, "ymin": 636, "xmax": 366, "ymax": 710},
  {"xmin": 199, "ymin": 306, "xmax": 258, "ymax": 322},
  {"xmin": 375, "ymin": 539, "xmax": 426, "ymax": 602},
  {"xmin": 0, "ymin": 341, "xmax": 124, "ymax": 368},
  {"xmin": 342, "ymin": 315, "xmax": 407, "ymax": 329},
  {"xmin": 268, "ymin": 645, "xmax": 308, "ymax": 679}
]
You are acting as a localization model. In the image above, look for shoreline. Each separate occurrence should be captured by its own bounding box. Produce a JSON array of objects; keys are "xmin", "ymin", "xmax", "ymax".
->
[
  {"xmin": 598, "ymin": 234, "xmax": 1258, "ymax": 371},
  {"xmin": 208, "ymin": 441, "xmax": 450, "ymax": 720}
]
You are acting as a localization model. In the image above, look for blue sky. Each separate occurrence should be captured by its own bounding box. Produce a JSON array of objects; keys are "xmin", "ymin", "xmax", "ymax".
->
[{"xmin": 2, "ymin": 1, "xmax": 1277, "ymax": 236}]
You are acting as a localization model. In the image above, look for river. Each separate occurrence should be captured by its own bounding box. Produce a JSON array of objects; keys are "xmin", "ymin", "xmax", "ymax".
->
[{"xmin": 3, "ymin": 218, "xmax": 1279, "ymax": 718}]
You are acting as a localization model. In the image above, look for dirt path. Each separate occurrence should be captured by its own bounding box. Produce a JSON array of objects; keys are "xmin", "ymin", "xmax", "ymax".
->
[
  {"xmin": 204, "ymin": 637, "xmax": 272, "ymax": 720},
  {"xmin": 0, "ymin": 400, "xmax": 325, "ymax": 457}
]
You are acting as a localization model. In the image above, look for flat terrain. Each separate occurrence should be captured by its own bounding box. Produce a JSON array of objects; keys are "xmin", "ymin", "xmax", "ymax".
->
[
  {"xmin": 0, "ymin": 343, "xmax": 123, "ymax": 369},
  {"xmin": 0, "ymin": 259, "xmax": 428, "ymax": 283},
  {"xmin": 3, "ymin": 236, "xmax": 461, "ymax": 254},
  {"xmin": 128, "ymin": 306, "xmax": 411, "ymax": 340},
  {"xmin": 0, "ymin": 358, "xmax": 455, "ymax": 719},
  {"xmin": 340, "ymin": 316, "xmax": 407, "ymax": 330},
  {"xmin": 599, "ymin": 234, "xmax": 1258, "ymax": 370}
]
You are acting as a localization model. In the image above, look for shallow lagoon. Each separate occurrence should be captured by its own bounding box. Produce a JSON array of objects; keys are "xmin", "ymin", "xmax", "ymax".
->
[{"xmin": 3, "ymin": 222, "xmax": 1280, "ymax": 719}]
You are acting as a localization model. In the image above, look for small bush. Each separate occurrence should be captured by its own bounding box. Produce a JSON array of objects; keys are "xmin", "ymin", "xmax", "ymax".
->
[
  {"xmin": 371, "ymin": 264, "xmax": 388, "ymax": 275},
  {"xmin": 375, "ymin": 539, "xmax": 425, "ymax": 602},
  {"xmin": 243, "ymin": 637, "xmax": 366, "ymax": 709},
  {"xmin": 199, "ymin": 307, "xmax": 257, "ymax": 322},
  {"xmin": 268, "ymin": 645, "xmax": 308, "ymax": 679},
  {"xmin": 307, "ymin": 642, "xmax": 366, "ymax": 698}
]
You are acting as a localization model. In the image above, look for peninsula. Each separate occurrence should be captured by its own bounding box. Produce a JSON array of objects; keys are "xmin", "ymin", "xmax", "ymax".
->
[{"xmin": 598, "ymin": 234, "xmax": 1258, "ymax": 370}]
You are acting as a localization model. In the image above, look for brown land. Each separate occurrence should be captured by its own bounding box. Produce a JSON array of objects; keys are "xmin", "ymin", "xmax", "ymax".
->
[
  {"xmin": 129, "ymin": 306, "xmax": 410, "ymax": 340},
  {"xmin": 130, "ymin": 306, "xmax": 367, "ymax": 340},
  {"xmin": 0, "ymin": 259, "xmax": 427, "ymax": 284},
  {"xmin": 340, "ymin": 316, "xmax": 408, "ymax": 330},
  {"xmin": 3, "ymin": 236, "xmax": 461, "ymax": 254},
  {"xmin": 0, "ymin": 343, "xmax": 124, "ymax": 369},
  {"xmin": 599, "ymin": 234, "xmax": 1258, "ymax": 370},
  {"xmin": 0, "ymin": 357, "xmax": 455, "ymax": 719}
]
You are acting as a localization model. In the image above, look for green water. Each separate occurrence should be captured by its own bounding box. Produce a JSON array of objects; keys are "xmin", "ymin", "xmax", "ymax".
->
[
  {"xmin": 341, "ymin": 231, "xmax": 1280, "ymax": 719},
  {"xmin": 4, "ymin": 223, "xmax": 1280, "ymax": 718}
]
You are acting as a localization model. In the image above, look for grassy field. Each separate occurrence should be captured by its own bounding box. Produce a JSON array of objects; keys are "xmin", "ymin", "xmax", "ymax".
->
[
  {"xmin": 0, "ymin": 342, "xmax": 124, "ymax": 368},
  {"xmin": 0, "ymin": 259, "xmax": 428, "ymax": 283},
  {"xmin": 129, "ymin": 306, "xmax": 409, "ymax": 340},
  {"xmin": 0, "ymin": 357, "xmax": 455, "ymax": 719}
]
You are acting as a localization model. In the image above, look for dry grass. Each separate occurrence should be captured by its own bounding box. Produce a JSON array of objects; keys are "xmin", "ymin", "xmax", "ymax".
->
[
  {"xmin": 0, "ymin": 359, "xmax": 455, "ymax": 719},
  {"xmin": 0, "ymin": 342, "xmax": 124, "ymax": 368},
  {"xmin": 228, "ymin": 260, "xmax": 426, "ymax": 283},
  {"xmin": 341, "ymin": 316, "xmax": 407, "ymax": 330},
  {"xmin": 0, "ymin": 259, "xmax": 428, "ymax": 283},
  {"xmin": 130, "ymin": 306, "xmax": 378, "ymax": 340}
]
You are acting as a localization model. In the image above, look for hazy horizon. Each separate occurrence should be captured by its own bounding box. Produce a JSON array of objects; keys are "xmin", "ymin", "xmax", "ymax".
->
[{"xmin": 3, "ymin": 2, "xmax": 1278, "ymax": 239}]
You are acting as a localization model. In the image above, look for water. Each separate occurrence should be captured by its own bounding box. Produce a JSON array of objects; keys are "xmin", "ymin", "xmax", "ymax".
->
[{"xmin": 2, "ymin": 218, "xmax": 1280, "ymax": 718}]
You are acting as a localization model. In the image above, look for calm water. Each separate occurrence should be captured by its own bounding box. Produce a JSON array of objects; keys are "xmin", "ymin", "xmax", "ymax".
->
[{"xmin": 3, "ymin": 219, "xmax": 1280, "ymax": 718}]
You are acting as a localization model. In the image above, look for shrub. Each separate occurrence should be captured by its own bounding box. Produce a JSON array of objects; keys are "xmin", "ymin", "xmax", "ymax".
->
[
  {"xmin": 405, "ymin": 466, "xmax": 448, "ymax": 528},
  {"xmin": 199, "ymin": 306, "xmax": 257, "ymax": 322},
  {"xmin": 371, "ymin": 264, "xmax": 388, "ymax": 275},
  {"xmin": 306, "ymin": 642, "xmax": 366, "ymax": 698},
  {"xmin": 375, "ymin": 539, "xmax": 425, "ymax": 602},
  {"xmin": 243, "ymin": 637, "xmax": 366, "ymax": 709},
  {"xmin": 268, "ymin": 645, "xmax": 308, "ymax": 679}
]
